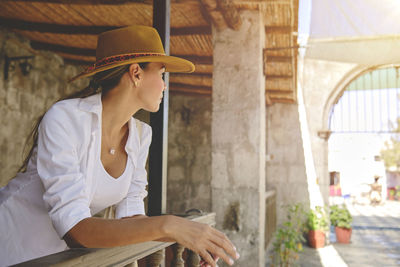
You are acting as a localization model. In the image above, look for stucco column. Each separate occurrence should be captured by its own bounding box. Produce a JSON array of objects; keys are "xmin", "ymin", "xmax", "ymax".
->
[{"xmin": 211, "ymin": 10, "xmax": 266, "ymax": 267}]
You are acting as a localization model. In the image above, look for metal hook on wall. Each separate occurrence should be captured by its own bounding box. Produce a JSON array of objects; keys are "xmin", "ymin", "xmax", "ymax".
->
[{"xmin": 4, "ymin": 55, "xmax": 34, "ymax": 80}]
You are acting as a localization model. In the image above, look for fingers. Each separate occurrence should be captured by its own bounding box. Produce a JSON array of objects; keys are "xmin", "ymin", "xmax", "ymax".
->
[
  {"xmin": 198, "ymin": 250, "xmax": 216, "ymax": 267},
  {"xmin": 200, "ymin": 253, "xmax": 219, "ymax": 267},
  {"xmin": 209, "ymin": 229, "xmax": 240, "ymax": 262},
  {"xmin": 169, "ymin": 218, "xmax": 238, "ymax": 266},
  {"xmin": 206, "ymin": 241, "xmax": 235, "ymax": 266}
]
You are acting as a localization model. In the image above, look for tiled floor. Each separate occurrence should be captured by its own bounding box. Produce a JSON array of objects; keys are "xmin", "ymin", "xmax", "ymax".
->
[{"xmin": 297, "ymin": 201, "xmax": 400, "ymax": 267}]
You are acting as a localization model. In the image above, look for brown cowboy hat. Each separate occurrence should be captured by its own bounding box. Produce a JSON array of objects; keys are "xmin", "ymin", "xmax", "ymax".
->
[{"xmin": 69, "ymin": 25, "xmax": 195, "ymax": 82}]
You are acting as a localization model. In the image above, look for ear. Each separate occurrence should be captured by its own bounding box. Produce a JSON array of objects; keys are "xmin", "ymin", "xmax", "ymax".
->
[{"xmin": 128, "ymin": 63, "xmax": 141, "ymax": 84}]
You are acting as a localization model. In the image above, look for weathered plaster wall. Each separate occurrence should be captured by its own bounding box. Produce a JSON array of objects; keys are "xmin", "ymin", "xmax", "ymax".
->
[
  {"xmin": 266, "ymin": 103, "xmax": 308, "ymax": 224},
  {"xmin": 0, "ymin": 28, "xmax": 85, "ymax": 187},
  {"xmin": 167, "ymin": 94, "xmax": 212, "ymax": 214},
  {"xmin": 300, "ymin": 58, "xmax": 358, "ymax": 205},
  {"xmin": 212, "ymin": 10, "xmax": 266, "ymax": 267},
  {"xmin": 265, "ymin": 57, "xmax": 362, "ymax": 225}
]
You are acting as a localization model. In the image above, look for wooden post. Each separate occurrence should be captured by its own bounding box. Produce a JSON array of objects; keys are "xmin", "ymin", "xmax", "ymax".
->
[
  {"xmin": 148, "ymin": 0, "xmax": 170, "ymax": 216},
  {"xmin": 170, "ymin": 244, "xmax": 185, "ymax": 267},
  {"xmin": 187, "ymin": 250, "xmax": 201, "ymax": 267},
  {"xmin": 147, "ymin": 250, "xmax": 165, "ymax": 267}
]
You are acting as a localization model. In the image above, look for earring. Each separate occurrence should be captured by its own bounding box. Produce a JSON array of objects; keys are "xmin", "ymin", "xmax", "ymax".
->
[{"xmin": 134, "ymin": 80, "xmax": 138, "ymax": 87}]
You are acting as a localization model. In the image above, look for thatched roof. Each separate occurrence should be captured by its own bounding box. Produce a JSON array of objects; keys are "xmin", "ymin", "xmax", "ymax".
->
[{"xmin": 0, "ymin": 0, "xmax": 298, "ymax": 103}]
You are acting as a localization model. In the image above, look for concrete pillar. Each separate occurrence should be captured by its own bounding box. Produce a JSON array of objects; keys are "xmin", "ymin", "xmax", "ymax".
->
[{"xmin": 211, "ymin": 10, "xmax": 266, "ymax": 267}]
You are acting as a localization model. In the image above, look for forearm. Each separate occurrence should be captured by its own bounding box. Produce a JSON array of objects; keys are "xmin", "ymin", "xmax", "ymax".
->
[
  {"xmin": 65, "ymin": 214, "xmax": 239, "ymax": 267},
  {"xmin": 65, "ymin": 215, "xmax": 174, "ymax": 248}
]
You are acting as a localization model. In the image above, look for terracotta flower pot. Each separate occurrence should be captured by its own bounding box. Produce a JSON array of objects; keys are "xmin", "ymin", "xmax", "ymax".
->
[
  {"xmin": 308, "ymin": 230, "xmax": 325, "ymax": 248},
  {"xmin": 335, "ymin": 227, "xmax": 352, "ymax": 243}
]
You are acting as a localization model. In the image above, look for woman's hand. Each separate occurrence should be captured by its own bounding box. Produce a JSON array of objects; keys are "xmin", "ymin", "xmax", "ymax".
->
[
  {"xmin": 162, "ymin": 215, "xmax": 239, "ymax": 267},
  {"xmin": 200, "ymin": 255, "xmax": 220, "ymax": 267}
]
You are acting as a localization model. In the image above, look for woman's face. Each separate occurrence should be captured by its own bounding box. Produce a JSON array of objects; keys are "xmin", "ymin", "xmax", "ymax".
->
[{"xmin": 136, "ymin": 62, "xmax": 166, "ymax": 112}]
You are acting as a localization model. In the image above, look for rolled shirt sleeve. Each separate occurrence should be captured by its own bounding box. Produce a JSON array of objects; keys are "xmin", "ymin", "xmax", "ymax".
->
[
  {"xmin": 115, "ymin": 122, "xmax": 151, "ymax": 219},
  {"xmin": 37, "ymin": 106, "xmax": 92, "ymax": 239}
]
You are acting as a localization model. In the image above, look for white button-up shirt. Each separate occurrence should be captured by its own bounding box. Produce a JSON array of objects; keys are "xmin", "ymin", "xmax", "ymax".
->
[{"xmin": 0, "ymin": 93, "xmax": 151, "ymax": 266}]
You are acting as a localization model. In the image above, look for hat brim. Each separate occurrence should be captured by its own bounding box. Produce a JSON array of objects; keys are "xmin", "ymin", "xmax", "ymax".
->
[{"xmin": 69, "ymin": 55, "xmax": 195, "ymax": 82}]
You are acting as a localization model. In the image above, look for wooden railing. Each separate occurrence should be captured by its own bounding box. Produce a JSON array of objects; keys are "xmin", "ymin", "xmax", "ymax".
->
[
  {"xmin": 14, "ymin": 213, "xmax": 215, "ymax": 267},
  {"xmin": 264, "ymin": 190, "xmax": 277, "ymax": 248}
]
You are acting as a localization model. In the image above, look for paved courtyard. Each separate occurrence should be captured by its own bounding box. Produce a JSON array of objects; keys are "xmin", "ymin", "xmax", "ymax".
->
[{"xmin": 298, "ymin": 201, "xmax": 400, "ymax": 267}]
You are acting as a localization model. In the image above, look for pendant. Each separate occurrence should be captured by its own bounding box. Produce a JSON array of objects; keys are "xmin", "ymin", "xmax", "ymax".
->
[{"xmin": 109, "ymin": 148, "xmax": 116, "ymax": 155}]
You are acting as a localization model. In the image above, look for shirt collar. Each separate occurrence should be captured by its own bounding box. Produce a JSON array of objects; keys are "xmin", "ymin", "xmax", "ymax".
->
[
  {"xmin": 78, "ymin": 93, "xmax": 138, "ymax": 154},
  {"xmin": 78, "ymin": 93, "xmax": 102, "ymax": 114}
]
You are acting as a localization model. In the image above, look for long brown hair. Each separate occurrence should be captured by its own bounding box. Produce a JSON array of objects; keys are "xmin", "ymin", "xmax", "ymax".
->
[{"xmin": 18, "ymin": 62, "xmax": 148, "ymax": 173}]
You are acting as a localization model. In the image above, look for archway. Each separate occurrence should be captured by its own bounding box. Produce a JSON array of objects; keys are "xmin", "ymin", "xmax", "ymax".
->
[{"xmin": 325, "ymin": 65, "xmax": 400, "ymax": 204}]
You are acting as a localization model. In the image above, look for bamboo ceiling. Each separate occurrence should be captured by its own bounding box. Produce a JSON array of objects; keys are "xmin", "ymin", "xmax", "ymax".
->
[{"xmin": 0, "ymin": 0, "xmax": 298, "ymax": 102}]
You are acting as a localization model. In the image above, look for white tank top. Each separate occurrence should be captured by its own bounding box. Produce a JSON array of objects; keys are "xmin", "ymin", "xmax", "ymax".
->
[{"xmin": 90, "ymin": 156, "xmax": 133, "ymax": 215}]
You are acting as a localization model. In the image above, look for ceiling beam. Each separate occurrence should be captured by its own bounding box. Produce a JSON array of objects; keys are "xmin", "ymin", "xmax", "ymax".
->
[
  {"xmin": 31, "ymin": 41, "xmax": 96, "ymax": 56},
  {"xmin": 169, "ymin": 82, "xmax": 212, "ymax": 96},
  {"xmin": 171, "ymin": 26, "xmax": 211, "ymax": 36},
  {"xmin": 266, "ymin": 74, "xmax": 293, "ymax": 79},
  {"xmin": 200, "ymin": 0, "xmax": 242, "ymax": 31},
  {"xmin": 1, "ymin": 0, "xmax": 152, "ymax": 5},
  {"xmin": 31, "ymin": 41, "xmax": 213, "ymax": 65},
  {"xmin": 218, "ymin": 0, "xmax": 242, "ymax": 30},
  {"xmin": 171, "ymin": 73, "xmax": 212, "ymax": 79},
  {"xmin": 265, "ymin": 55, "xmax": 292, "ymax": 62},
  {"xmin": 0, "ymin": 18, "xmax": 115, "ymax": 34},
  {"xmin": 0, "ymin": 18, "xmax": 211, "ymax": 36},
  {"xmin": 265, "ymin": 26, "xmax": 293, "ymax": 34},
  {"xmin": 177, "ymin": 55, "xmax": 213, "ymax": 65}
]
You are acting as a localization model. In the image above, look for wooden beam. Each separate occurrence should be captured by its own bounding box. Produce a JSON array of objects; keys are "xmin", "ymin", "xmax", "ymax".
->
[
  {"xmin": 200, "ymin": 0, "xmax": 242, "ymax": 30},
  {"xmin": 0, "ymin": 18, "xmax": 211, "ymax": 36},
  {"xmin": 265, "ymin": 55, "xmax": 292, "ymax": 62},
  {"xmin": 2, "ymin": 0, "xmax": 152, "ymax": 5},
  {"xmin": 31, "ymin": 41, "xmax": 96, "ymax": 56},
  {"xmin": 171, "ymin": 25, "xmax": 211, "ymax": 35},
  {"xmin": 0, "ymin": 18, "xmax": 115, "ymax": 34},
  {"xmin": 176, "ymin": 55, "xmax": 213, "ymax": 65},
  {"xmin": 171, "ymin": 73, "xmax": 212, "ymax": 79},
  {"xmin": 265, "ymin": 26, "xmax": 293, "ymax": 34},
  {"xmin": 266, "ymin": 75, "xmax": 293, "ymax": 79},
  {"xmin": 268, "ymin": 97, "xmax": 296, "ymax": 104},
  {"xmin": 170, "ymin": 83, "xmax": 212, "ymax": 96},
  {"xmin": 217, "ymin": 0, "xmax": 242, "ymax": 30},
  {"xmin": 30, "ymin": 40, "xmax": 213, "ymax": 66},
  {"xmin": 199, "ymin": 0, "xmax": 227, "ymax": 30}
]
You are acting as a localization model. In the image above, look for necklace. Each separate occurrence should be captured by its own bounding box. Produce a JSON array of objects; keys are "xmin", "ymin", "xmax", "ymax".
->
[{"xmin": 104, "ymin": 124, "xmax": 128, "ymax": 156}]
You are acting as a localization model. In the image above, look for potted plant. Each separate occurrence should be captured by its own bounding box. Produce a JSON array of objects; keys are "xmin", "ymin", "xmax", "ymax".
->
[
  {"xmin": 271, "ymin": 203, "xmax": 306, "ymax": 267},
  {"xmin": 307, "ymin": 206, "xmax": 329, "ymax": 248},
  {"xmin": 388, "ymin": 188, "xmax": 395, "ymax": 200},
  {"xmin": 330, "ymin": 204, "xmax": 353, "ymax": 243}
]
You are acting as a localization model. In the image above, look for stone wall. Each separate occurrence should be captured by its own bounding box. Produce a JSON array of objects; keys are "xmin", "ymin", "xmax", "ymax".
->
[
  {"xmin": 301, "ymin": 58, "xmax": 359, "ymax": 205},
  {"xmin": 265, "ymin": 58, "xmax": 361, "ymax": 224},
  {"xmin": 212, "ymin": 10, "xmax": 266, "ymax": 267},
  {"xmin": 266, "ymin": 103, "xmax": 308, "ymax": 224},
  {"xmin": 0, "ymin": 28, "xmax": 85, "ymax": 187},
  {"xmin": 167, "ymin": 94, "xmax": 212, "ymax": 214}
]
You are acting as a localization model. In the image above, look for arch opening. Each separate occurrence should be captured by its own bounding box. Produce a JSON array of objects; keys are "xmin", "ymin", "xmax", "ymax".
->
[{"xmin": 326, "ymin": 65, "xmax": 400, "ymax": 205}]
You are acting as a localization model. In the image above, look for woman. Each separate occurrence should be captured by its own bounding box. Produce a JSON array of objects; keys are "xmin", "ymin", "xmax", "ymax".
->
[{"xmin": 0, "ymin": 25, "xmax": 238, "ymax": 267}]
